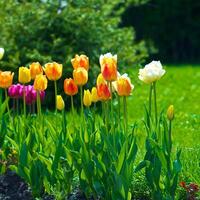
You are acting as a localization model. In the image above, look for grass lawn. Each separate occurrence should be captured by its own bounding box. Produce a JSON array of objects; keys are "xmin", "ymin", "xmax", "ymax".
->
[{"xmin": 125, "ymin": 65, "xmax": 200, "ymax": 185}]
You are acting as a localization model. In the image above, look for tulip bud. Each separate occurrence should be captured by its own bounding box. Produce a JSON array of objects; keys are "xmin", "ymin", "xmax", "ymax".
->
[
  {"xmin": 0, "ymin": 71, "xmax": 14, "ymax": 89},
  {"xmin": 0, "ymin": 48, "xmax": 5, "ymax": 60},
  {"xmin": 91, "ymin": 87, "xmax": 99, "ymax": 103},
  {"xmin": 56, "ymin": 95, "xmax": 65, "ymax": 111},
  {"xmin": 34, "ymin": 74, "xmax": 48, "ymax": 91},
  {"xmin": 73, "ymin": 67, "xmax": 88, "ymax": 86},
  {"xmin": 18, "ymin": 67, "xmax": 31, "ymax": 84},
  {"xmin": 83, "ymin": 90, "xmax": 92, "ymax": 107},
  {"xmin": 167, "ymin": 105, "xmax": 174, "ymax": 121},
  {"xmin": 64, "ymin": 78, "xmax": 78, "ymax": 96}
]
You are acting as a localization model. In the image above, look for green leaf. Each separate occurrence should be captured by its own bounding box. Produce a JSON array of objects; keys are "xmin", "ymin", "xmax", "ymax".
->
[{"xmin": 116, "ymin": 141, "xmax": 126, "ymax": 174}]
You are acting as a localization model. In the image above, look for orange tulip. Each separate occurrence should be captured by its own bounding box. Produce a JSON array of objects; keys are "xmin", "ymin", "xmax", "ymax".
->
[
  {"xmin": 97, "ymin": 83, "xmax": 111, "ymax": 101},
  {"xmin": 71, "ymin": 54, "xmax": 89, "ymax": 71},
  {"xmin": 30, "ymin": 62, "xmax": 43, "ymax": 80},
  {"xmin": 64, "ymin": 78, "xmax": 78, "ymax": 96},
  {"xmin": 0, "ymin": 71, "xmax": 14, "ymax": 89},
  {"xmin": 73, "ymin": 67, "xmax": 88, "ymax": 86},
  {"xmin": 100, "ymin": 53, "xmax": 117, "ymax": 81},
  {"xmin": 34, "ymin": 74, "xmax": 48, "ymax": 91},
  {"xmin": 116, "ymin": 74, "xmax": 134, "ymax": 96},
  {"xmin": 43, "ymin": 62, "xmax": 62, "ymax": 81}
]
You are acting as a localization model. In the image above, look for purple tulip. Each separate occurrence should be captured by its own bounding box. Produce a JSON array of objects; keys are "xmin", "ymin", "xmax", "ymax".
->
[
  {"xmin": 25, "ymin": 85, "xmax": 37, "ymax": 105},
  {"xmin": 8, "ymin": 84, "xmax": 23, "ymax": 98}
]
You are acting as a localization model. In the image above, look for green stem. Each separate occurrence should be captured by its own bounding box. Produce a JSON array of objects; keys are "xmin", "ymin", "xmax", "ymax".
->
[
  {"xmin": 123, "ymin": 96, "xmax": 128, "ymax": 134},
  {"xmin": 105, "ymin": 101, "xmax": 109, "ymax": 134},
  {"xmin": 36, "ymin": 90, "xmax": 41, "ymax": 117},
  {"xmin": 153, "ymin": 82, "xmax": 157, "ymax": 126},
  {"xmin": 109, "ymin": 81, "xmax": 114, "ymax": 132},
  {"xmin": 149, "ymin": 83, "xmax": 153, "ymax": 118},
  {"xmin": 80, "ymin": 86, "xmax": 83, "ymax": 120},
  {"xmin": 4, "ymin": 89, "xmax": 11, "ymax": 118},
  {"xmin": 54, "ymin": 80, "xmax": 57, "ymax": 114},
  {"xmin": 23, "ymin": 85, "xmax": 26, "ymax": 117},
  {"xmin": 71, "ymin": 95, "xmax": 75, "ymax": 129},
  {"xmin": 118, "ymin": 95, "xmax": 121, "ymax": 129},
  {"xmin": 168, "ymin": 120, "xmax": 172, "ymax": 153}
]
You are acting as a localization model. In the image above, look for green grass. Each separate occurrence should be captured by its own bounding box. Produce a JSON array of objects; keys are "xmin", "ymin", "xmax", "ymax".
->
[{"xmin": 125, "ymin": 65, "xmax": 200, "ymax": 185}]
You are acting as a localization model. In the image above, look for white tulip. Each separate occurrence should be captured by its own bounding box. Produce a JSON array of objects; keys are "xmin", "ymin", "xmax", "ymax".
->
[
  {"xmin": 0, "ymin": 48, "xmax": 4, "ymax": 60},
  {"xmin": 138, "ymin": 61, "xmax": 165, "ymax": 84}
]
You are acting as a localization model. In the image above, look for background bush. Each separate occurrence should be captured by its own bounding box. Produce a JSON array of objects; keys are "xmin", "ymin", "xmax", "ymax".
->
[
  {"xmin": 0, "ymin": 0, "xmax": 149, "ymax": 108},
  {"xmin": 122, "ymin": 0, "xmax": 200, "ymax": 63}
]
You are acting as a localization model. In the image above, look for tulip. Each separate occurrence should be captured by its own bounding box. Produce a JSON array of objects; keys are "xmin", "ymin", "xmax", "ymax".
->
[
  {"xmin": 44, "ymin": 62, "xmax": 62, "ymax": 113},
  {"xmin": 8, "ymin": 84, "xmax": 23, "ymax": 98},
  {"xmin": 96, "ymin": 73, "xmax": 106, "ymax": 86},
  {"xmin": 167, "ymin": 105, "xmax": 174, "ymax": 121},
  {"xmin": 29, "ymin": 62, "xmax": 43, "ymax": 80},
  {"xmin": 83, "ymin": 90, "xmax": 92, "ymax": 107},
  {"xmin": 0, "ymin": 71, "xmax": 14, "ymax": 89},
  {"xmin": 56, "ymin": 95, "xmax": 65, "ymax": 111},
  {"xmin": 71, "ymin": 54, "xmax": 89, "ymax": 71},
  {"xmin": 97, "ymin": 83, "xmax": 111, "ymax": 101},
  {"xmin": 91, "ymin": 87, "xmax": 99, "ymax": 103},
  {"xmin": 34, "ymin": 74, "xmax": 48, "ymax": 91},
  {"xmin": 43, "ymin": 62, "xmax": 62, "ymax": 81},
  {"xmin": 116, "ymin": 74, "xmax": 134, "ymax": 96},
  {"xmin": 64, "ymin": 78, "xmax": 78, "ymax": 96},
  {"xmin": 18, "ymin": 67, "xmax": 31, "ymax": 84},
  {"xmin": 73, "ymin": 67, "xmax": 88, "ymax": 86},
  {"xmin": 138, "ymin": 61, "xmax": 165, "ymax": 84},
  {"xmin": 25, "ymin": 85, "xmax": 37, "ymax": 105},
  {"xmin": 0, "ymin": 48, "xmax": 5, "ymax": 60},
  {"xmin": 99, "ymin": 53, "xmax": 117, "ymax": 82},
  {"xmin": 18, "ymin": 67, "xmax": 31, "ymax": 116}
]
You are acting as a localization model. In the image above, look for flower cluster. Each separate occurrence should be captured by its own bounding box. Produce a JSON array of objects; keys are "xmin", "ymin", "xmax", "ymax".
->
[{"xmin": 0, "ymin": 50, "xmax": 165, "ymax": 115}]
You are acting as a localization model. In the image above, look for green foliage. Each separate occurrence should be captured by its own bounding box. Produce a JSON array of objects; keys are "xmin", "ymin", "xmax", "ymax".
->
[{"xmin": 0, "ymin": 0, "xmax": 148, "ymax": 73}]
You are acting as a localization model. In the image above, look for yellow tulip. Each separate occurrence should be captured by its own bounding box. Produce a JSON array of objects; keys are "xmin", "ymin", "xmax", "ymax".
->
[
  {"xmin": 71, "ymin": 54, "xmax": 89, "ymax": 71},
  {"xmin": 96, "ymin": 73, "xmax": 106, "ymax": 86},
  {"xmin": 167, "ymin": 105, "xmax": 174, "ymax": 121},
  {"xmin": 43, "ymin": 62, "xmax": 62, "ymax": 81},
  {"xmin": 56, "ymin": 95, "xmax": 65, "ymax": 111},
  {"xmin": 83, "ymin": 89, "xmax": 92, "ymax": 107},
  {"xmin": 73, "ymin": 67, "xmax": 88, "ymax": 86},
  {"xmin": 29, "ymin": 62, "xmax": 43, "ymax": 80},
  {"xmin": 18, "ymin": 67, "xmax": 31, "ymax": 84},
  {"xmin": 0, "ymin": 71, "xmax": 14, "ymax": 89},
  {"xmin": 91, "ymin": 87, "xmax": 99, "ymax": 103},
  {"xmin": 34, "ymin": 74, "xmax": 48, "ymax": 91}
]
